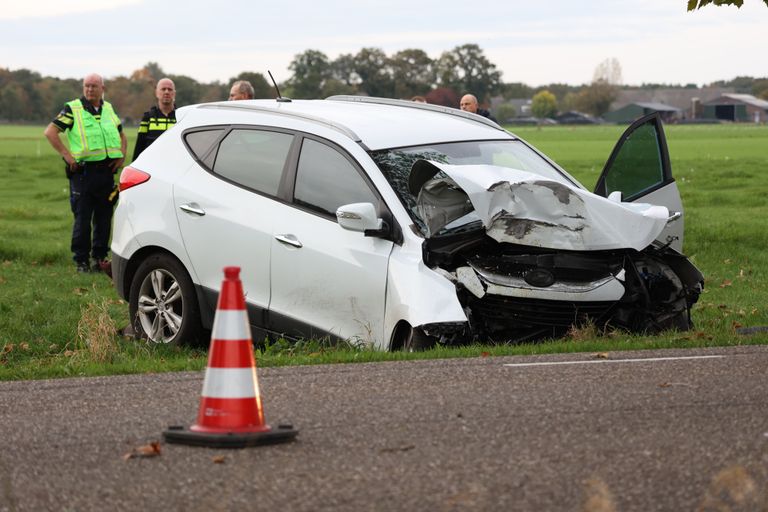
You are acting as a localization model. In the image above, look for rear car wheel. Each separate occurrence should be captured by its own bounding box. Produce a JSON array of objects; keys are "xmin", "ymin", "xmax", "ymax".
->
[{"xmin": 129, "ymin": 253, "xmax": 202, "ymax": 345}]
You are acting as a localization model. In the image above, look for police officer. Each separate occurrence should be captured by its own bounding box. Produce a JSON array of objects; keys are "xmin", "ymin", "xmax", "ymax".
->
[
  {"xmin": 44, "ymin": 73, "xmax": 127, "ymax": 273},
  {"xmin": 133, "ymin": 77, "xmax": 176, "ymax": 160}
]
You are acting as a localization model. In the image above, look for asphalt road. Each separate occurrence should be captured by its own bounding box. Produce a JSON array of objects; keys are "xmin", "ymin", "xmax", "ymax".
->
[{"xmin": 1, "ymin": 345, "xmax": 767, "ymax": 511}]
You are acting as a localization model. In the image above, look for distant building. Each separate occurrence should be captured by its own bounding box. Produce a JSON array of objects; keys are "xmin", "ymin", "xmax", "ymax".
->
[
  {"xmin": 610, "ymin": 87, "xmax": 733, "ymax": 120},
  {"xmin": 603, "ymin": 102, "xmax": 680, "ymax": 124},
  {"xmin": 700, "ymin": 94, "xmax": 768, "ymax": 123}
]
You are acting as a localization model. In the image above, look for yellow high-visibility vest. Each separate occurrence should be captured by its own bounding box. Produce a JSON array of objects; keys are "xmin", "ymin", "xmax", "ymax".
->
[{"xmin": 66, "ymin": 99, "xmax": 123, "ymax": 162}]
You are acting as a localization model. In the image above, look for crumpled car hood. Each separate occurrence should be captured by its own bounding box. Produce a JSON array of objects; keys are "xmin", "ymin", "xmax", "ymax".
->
[{"xmin": 411, "ymin": 160, "xmax": 669, "ymax": 251}]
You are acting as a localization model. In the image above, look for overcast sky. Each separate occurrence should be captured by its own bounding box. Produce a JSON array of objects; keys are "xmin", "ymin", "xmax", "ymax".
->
[{"xmin": 2, "ymin": 0, "xmax": 766, "ymax": 88}]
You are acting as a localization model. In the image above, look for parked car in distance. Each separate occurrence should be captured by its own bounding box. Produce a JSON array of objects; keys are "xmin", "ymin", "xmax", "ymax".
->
[{"xmin": 112, "ymin": 96, "xmax": 703, "ymax": 350}]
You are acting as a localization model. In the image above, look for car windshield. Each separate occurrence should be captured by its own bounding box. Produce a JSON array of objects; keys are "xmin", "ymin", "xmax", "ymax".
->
[{"xmin": 370, "ymin": 140, "xmax": 580, "ymax": 236}]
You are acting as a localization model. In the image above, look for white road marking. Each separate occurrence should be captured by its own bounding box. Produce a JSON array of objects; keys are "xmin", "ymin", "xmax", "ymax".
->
[{"xmin": 504, "ymin": 355, "xmax": 725, "ymax": 367}]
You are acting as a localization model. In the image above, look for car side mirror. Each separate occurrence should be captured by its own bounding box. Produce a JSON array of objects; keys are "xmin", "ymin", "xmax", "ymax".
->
[
  {"xmin": 607, "ymin": 190, "xmax": 623, "ymax": 203},
  {"xmin": 336, "ymin": 202, "xmax": 384, "ymax": 234}
]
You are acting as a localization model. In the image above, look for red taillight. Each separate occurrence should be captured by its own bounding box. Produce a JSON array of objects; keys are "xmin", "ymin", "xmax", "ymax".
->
[{"xmin": 119, "ymin": 166, "xmax": 151, "ymax": 191}]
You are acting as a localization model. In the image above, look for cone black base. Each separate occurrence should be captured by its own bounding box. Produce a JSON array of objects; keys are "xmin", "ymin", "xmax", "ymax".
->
[{"xmin": 163, "ymin": 424, "xmax": 298, "ymax": 448}]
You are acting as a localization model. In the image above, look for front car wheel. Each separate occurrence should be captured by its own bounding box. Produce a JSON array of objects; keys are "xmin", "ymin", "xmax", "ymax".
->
[{"xmin": 128, "ymin": 253, "xmax": 202, "ymax": 345}]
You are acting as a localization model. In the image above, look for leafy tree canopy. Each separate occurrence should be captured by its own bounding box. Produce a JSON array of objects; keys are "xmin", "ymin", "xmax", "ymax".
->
[{"xmin": 688, "ymin": 0, "xmax": 768, "ymax": 9}]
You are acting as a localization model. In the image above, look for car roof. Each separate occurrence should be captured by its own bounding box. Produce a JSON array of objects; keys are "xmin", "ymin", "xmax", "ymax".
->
[{"xmin": 177, "ymin": 96, "xmax": 513, "ymax": 151}]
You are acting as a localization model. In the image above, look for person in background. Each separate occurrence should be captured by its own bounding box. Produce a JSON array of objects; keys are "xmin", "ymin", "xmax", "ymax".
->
[
  {"xmin": 133, "ymin": 77, "xmax": 177, "ymax": 160},
  {"xmin": 43, "ymin": 73, "xmax": 126, "ymax": 274},
  {"xmin": 229, "ymin": 80, "xmax": 255, "ymax": 100},
  {"xmin": 459, "ymin": 93, "xmax": 498, "ymax": 123}
]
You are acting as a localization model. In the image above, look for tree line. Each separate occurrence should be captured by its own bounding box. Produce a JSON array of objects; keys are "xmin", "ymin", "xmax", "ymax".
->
[{"xmin": 2, "ymin": 43, "xmax": 767, "ymax": 124}]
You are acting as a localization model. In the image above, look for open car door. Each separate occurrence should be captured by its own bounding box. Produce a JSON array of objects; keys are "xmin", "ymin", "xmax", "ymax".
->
[{"xmin": 594, "ymin": 112, "xmax": 685, "ymax": 253}]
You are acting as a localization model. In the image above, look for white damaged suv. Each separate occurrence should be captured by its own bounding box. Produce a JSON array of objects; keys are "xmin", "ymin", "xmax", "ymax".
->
[{"xmin": 111, "ymin": 96, "xmax": 703, "ymax": 349}]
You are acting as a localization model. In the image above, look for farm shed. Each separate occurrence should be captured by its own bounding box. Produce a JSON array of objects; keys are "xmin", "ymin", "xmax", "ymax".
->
[{"xmin": 701, "ymin": 94, "xmax": 768, "ymax": 123}]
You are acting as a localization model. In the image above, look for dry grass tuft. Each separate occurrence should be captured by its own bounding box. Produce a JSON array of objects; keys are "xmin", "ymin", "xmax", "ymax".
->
[
  {"xmin": 567, "ymin": 319, "xmax": 601, "ymax": 341},
  {"xmin": 76, "ymin": 299, "xmax": 119, "ymax": 363}
]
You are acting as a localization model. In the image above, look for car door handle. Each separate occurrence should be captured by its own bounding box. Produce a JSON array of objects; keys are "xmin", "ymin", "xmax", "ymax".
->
[
  {"xmin": 179, "ymin": 203, "xmax": 206, "ymax": 216},
  {"xmin": 667, "ymin": 211, "xmax": 682, "ymax": 224},
  {"xmin": 274, "ymin": 234, "xmax": 303, "ymax": 248}
]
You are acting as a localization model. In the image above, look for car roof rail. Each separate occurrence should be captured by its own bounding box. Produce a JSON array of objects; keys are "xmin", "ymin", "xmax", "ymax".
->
[
  {"xmin": 198, "ymin": 103, "xmax": 362, "ymax": 142},
  {"xmin": 325, "ymin": 95, "xmax": 505, "ymax": 131}
]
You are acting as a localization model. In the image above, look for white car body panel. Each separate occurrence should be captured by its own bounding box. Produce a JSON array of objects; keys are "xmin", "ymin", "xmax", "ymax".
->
[
  {"xmin": 173, "ymin": 164, "xmax": 274, "ymax": 310},
  {"xmin": 384, "ymin": 245, "xmax": 469, "ymax": 348},
  {"xmin": 268, "ymin": 201, "xmax": 392, "ymax": 346},
  {"xmin": 639, "ymin": 181, "xmax": 685, "ymax": 253}
]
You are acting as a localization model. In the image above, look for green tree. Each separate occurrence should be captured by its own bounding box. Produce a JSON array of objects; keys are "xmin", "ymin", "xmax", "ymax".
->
[
  {"xmin": 286, "ymin": 49, "xmax": 331, "ymax": 99},
  {"xmin": 574, "ymin": 79, "xmax": 618, "ymax": 117},
  {"xmin": 330, "ymin": 53, "xmax": 360, "ymax": 88},
  {"xmin": 169, "ymin": 74, "xmax": 204, "ymax": 106},
  {"xmin": 531, "ymin": 90, "xmax": 558, "ymax": 119},
  {"xmin": 688, "ymin": 0, "xmax": 768, "ymax": 9},
  {"xmin": 353, "ymin": 47, "xmax": 393, "ymax": 97},
  {"xmin": 434, "ymin": 44, "xmax": 502, "ymax": 103},
  {"xmin": 390, "ymin": 49, "xmax": 434, "ymax": 99},
  {"xmin": 501, "ymin": 82, "xmax": 533, "ymax": 100}
]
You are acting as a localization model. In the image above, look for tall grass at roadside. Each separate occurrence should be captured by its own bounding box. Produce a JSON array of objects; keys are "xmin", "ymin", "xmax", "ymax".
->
[{"xmin": 1, "ymin": 123, "xmax": 767, "ymax": 381}]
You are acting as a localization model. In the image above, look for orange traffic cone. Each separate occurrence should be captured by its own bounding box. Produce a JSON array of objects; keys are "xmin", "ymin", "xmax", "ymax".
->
[{"xmin": 163, "ymin": 266, "xmax": 297, "ymax": 448}]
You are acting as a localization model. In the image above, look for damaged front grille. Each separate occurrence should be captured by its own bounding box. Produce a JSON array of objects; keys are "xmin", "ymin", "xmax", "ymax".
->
[{"xmin": 467, "ymin": 295, "xmax": 615, "ymax": 342}]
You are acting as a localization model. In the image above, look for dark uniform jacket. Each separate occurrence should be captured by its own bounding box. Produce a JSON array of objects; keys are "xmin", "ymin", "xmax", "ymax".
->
[{"xmin": 133, "ymin": 105, "xmax": 176, "ymax": 160}]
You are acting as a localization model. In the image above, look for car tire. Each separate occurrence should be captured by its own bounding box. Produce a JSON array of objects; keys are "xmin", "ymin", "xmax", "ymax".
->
[
  {"xmin": 403, "ymin": 326, "xmax": 435, "ymax": 352},
  {"xmin": 129, "ymin": 253, "xmax": 202, "ymax": 345}
]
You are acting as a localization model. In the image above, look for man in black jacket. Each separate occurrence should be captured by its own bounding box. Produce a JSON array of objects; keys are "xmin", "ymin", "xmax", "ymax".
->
[
  {"xmin": 460, "ymin": 94, "xmax": 498, "ymax": 123},
  {"xmin": 133, "ymin": 77, "xmax": 176, "ymax": 160}
]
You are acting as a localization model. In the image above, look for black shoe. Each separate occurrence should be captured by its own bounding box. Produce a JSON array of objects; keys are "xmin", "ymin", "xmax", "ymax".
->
[{"xmin": 76, "ymin": 261, "xmax": 91, "ymax": 273}]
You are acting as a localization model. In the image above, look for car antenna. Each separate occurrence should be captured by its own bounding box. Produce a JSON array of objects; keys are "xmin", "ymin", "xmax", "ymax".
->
[{"xmin": 268, "ymin": 71, "xmax": 291, "ymax": 103}]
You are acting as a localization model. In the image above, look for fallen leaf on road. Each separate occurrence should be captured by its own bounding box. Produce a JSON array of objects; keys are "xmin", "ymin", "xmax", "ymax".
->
[
  {"xmin": 212, "ymin": 455, "xmax": 226, "ymax": 464},
  {"xmin": 594, "ymin": 352, "xmax": 609, "ymax": 359},
  {"xmin": 123, "ymin": 442, "xmax": 162, "ymax": 460}
]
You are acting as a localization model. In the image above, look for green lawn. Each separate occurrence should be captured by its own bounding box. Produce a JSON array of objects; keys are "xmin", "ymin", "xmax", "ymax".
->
[{"xmin": 1, "ymin": 122, "xmax": 767, "ymax": 380}]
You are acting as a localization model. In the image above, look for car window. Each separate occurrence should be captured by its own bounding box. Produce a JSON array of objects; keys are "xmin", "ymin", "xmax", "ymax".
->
[
  {"xmin": 601, "ymin": 122, "xmax": 665, "ymax": 199},
  {"xmin": 184, "ymin": 129, "xmax": 224, "ymax": 161},
  {"xmin": 293, "ymin": 139, "xmax": 378, "ymax": 218},
  {"xmin": 212, "ymin": 129, "xmax": 293, "ymax": 196}
]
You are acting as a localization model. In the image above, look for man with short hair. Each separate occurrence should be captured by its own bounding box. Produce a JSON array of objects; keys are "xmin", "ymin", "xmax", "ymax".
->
[
  {"xmin": 133, "ymin": 77, "xmax": 177, "ymax": 160},
  {"xmin": 229, "ymin": 80, "xmax": 255, "ymax": 100},
  {"xmin": 459, "ymin": 93, "xmax": 498, "ymax": 123},
  {"xmin": 44, "ymin": 73, "xmax": 127, "ymax": 273}
]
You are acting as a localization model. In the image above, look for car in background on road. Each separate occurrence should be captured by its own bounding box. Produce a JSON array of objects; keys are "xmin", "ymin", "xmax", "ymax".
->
[{"xmin": 111, "ymin": 96, "xmax": 703, "ymax": 350}]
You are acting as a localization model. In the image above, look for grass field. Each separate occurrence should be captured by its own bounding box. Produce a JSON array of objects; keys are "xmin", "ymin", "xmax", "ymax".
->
[{"xmin": 1, "ymin": 122, "xmax": 767, "ymax": 380}]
